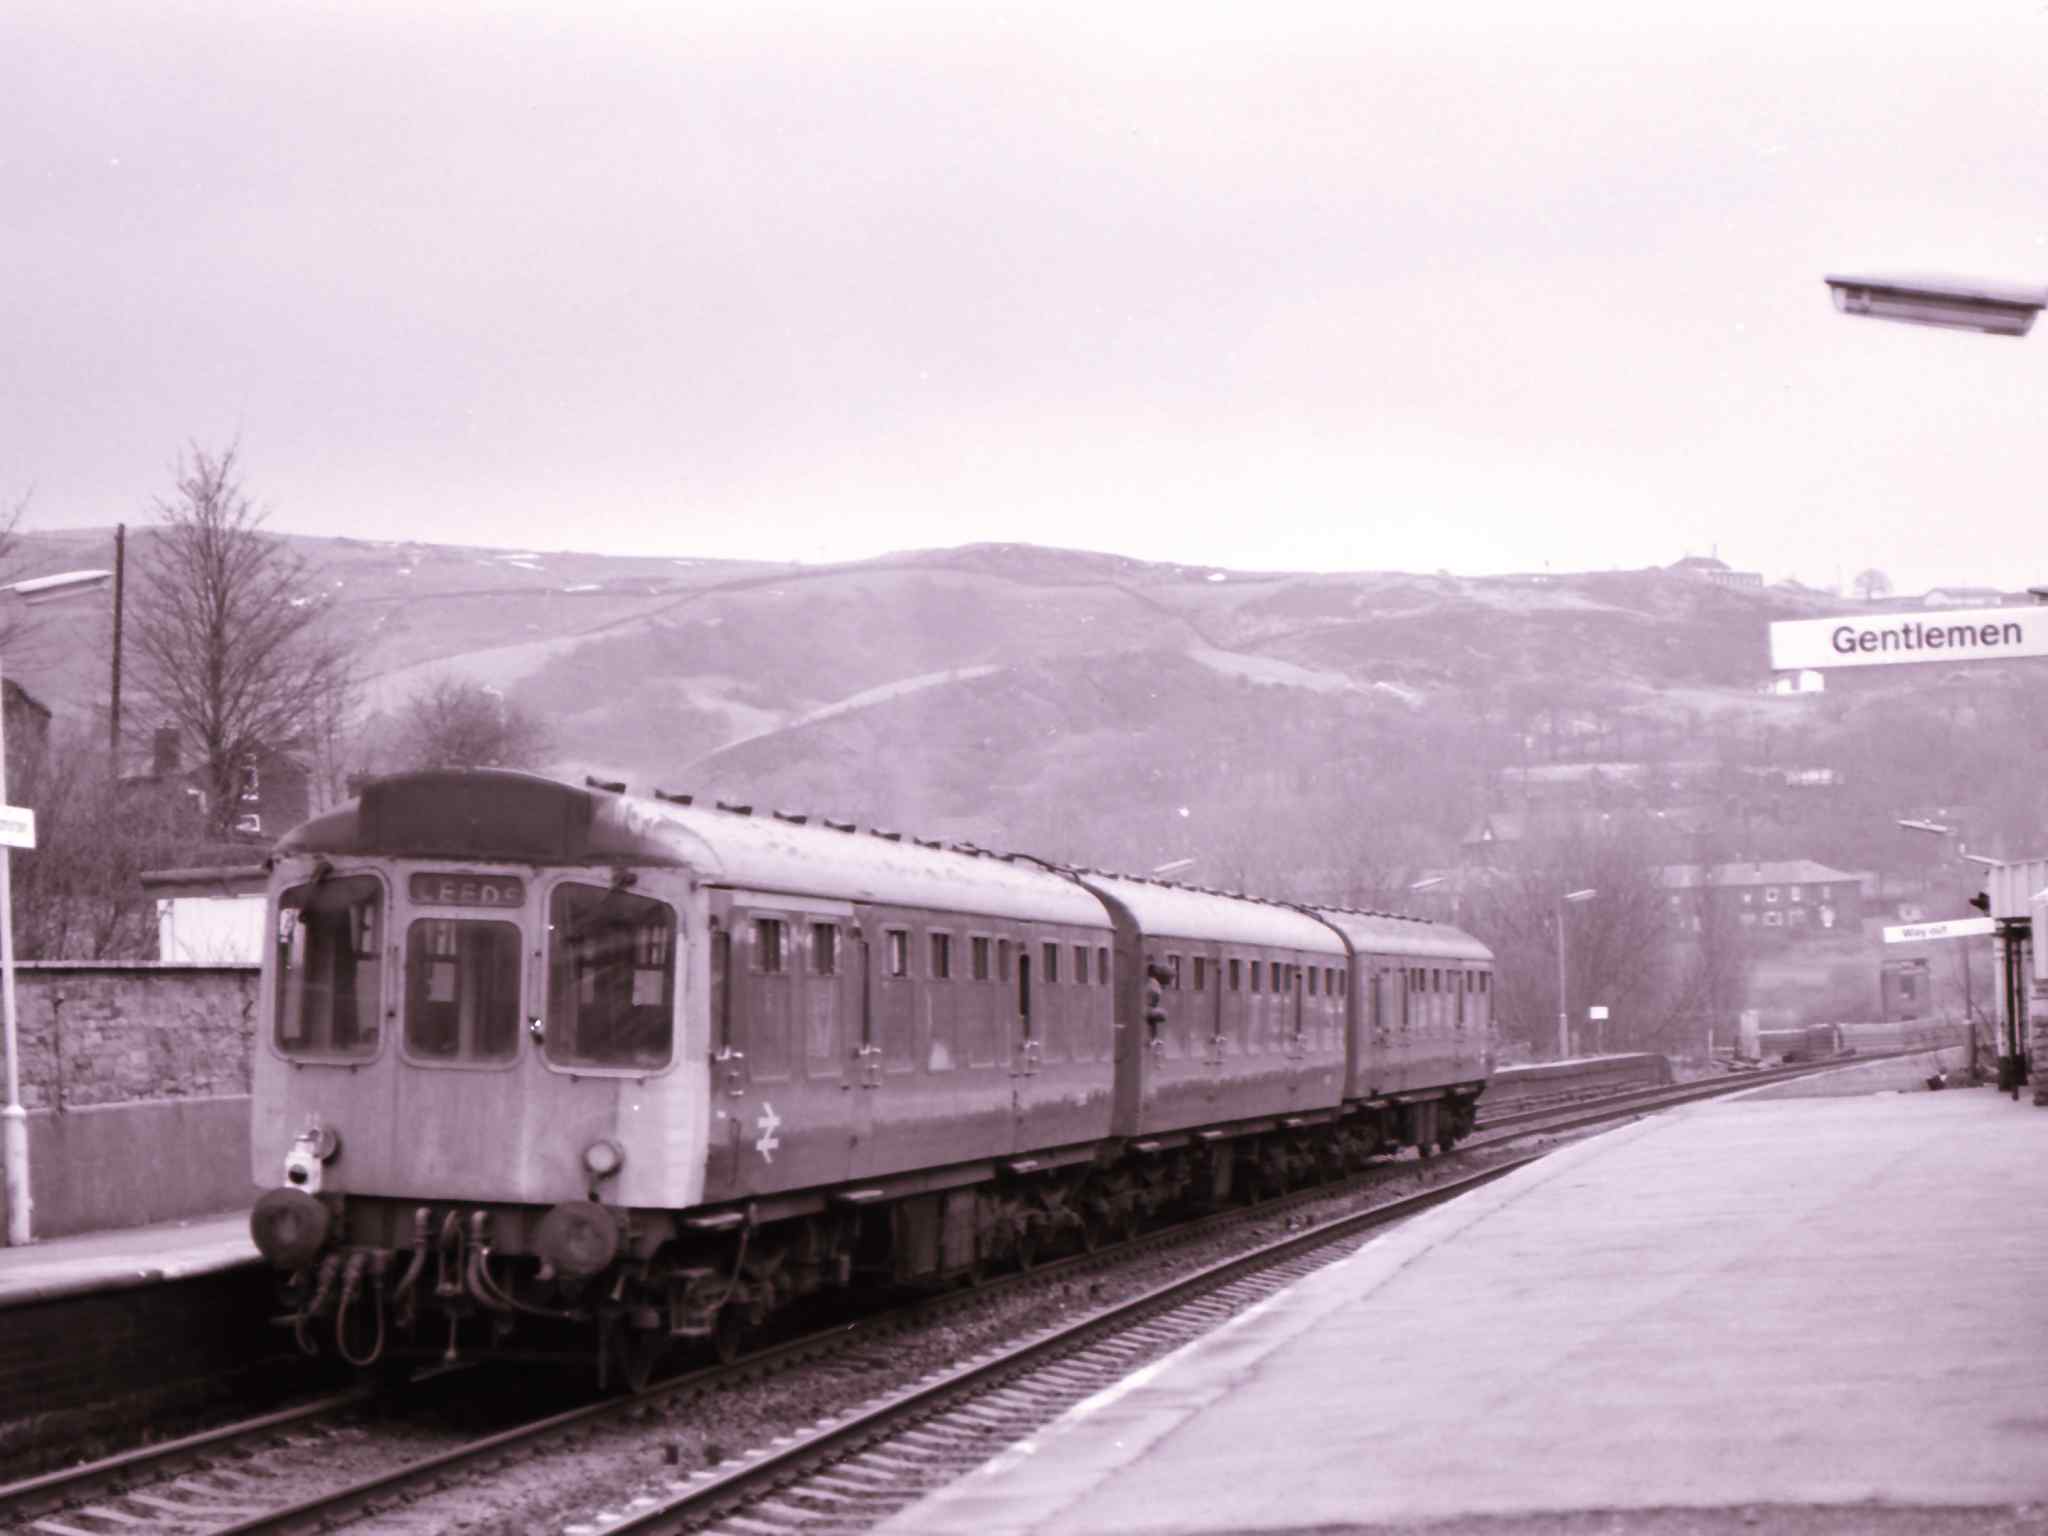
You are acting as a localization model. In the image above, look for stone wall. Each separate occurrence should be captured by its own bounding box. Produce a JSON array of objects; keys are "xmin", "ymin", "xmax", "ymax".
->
[
  {"xmin": 8, "ymin": 962, "xmax": 257, "ymax": 1111},
  {"xmin": 2, "ymin": 964, "xmax": 260, "ymax": 1239}
]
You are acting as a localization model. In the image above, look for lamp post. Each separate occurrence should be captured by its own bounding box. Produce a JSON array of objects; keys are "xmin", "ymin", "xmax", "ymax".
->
[
  {"xmin": 1824, "ymin": 273, "xmax": 2046, "ymax": 337},
  {"xmin": 1, "ymin": 568, "xmax": 114, "ymax": 1246},
  {"xmin": 1895, "ymin": 819, "xmax": 1986, "ymax": 1080},
  {"xmin": 1556, "ymin": 888, "xmax": 1597, "ymax": 1060}
]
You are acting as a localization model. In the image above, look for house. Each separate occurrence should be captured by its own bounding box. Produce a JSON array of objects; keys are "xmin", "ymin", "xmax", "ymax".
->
[
  {"xmin": 133, "ymin": 727, "xmax": 311, "ymax": 841},
  {"xmin": 1667, "ymin": 555, "xmax": 1764, "ymax": 591},
  {"xmin": 1660, "ymin": 859, "xmax": 1864, "ymax": 936},
  {"xmin": 1920, "ymin": 586, "xmax": 2007, "ymax": 610}
]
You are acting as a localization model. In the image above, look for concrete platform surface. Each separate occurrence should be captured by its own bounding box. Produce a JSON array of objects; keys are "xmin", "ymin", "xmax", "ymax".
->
[
  {"xmin": 0, "ymin": 1208, "xmax": 255, "ymax": 1309},
  {"xmin": 881, "ymin": 1090, "xmax": 2048, "ymax": 1535}
]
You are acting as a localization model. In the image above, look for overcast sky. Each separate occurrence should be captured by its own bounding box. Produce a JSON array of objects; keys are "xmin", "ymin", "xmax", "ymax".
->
[{"xmin": 8, "ymin": 2, "xmax": 2048, "ymax": 592}]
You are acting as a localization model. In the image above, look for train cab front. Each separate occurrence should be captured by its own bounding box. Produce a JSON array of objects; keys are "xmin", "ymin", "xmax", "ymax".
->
[{"xmin": 247, "ymin": 772, "xmax": 702, "ymax": 1373}]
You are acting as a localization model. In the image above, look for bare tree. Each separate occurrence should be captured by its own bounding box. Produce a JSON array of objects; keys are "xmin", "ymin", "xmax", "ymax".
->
[
  {"xmin": 128, "ymin": 446, "xmax": 348, "ymax": 839},
  {"xmin": 0, "ymin": 485, "xmax": 36, "ymax": 657},
  {"xmin": 1852, "ymin": 567, "xmax": 1893, "ymax": 601},
  {"xmin": 1461, "ymin": 821, "xmax": 1679, "ymax": 1059},
  {"xmin": 393, "ymin": 675, "xmax": 553, "ymax": 771},
  {"xmin": 13, "ymin": 728, "xmax": 200, "ymax": 958}
]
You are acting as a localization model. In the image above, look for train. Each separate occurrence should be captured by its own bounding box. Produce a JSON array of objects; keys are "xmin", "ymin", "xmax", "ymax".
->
[{"xmin": 248, "ymin": 770, "xmax": 1494, "ymax": 1387}]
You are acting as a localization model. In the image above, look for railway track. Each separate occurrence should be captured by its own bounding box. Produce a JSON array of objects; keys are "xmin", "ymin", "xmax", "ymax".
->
[{"xmin": 1, "ymin": 1051, "xmax": 1905, "ymax": 1536}]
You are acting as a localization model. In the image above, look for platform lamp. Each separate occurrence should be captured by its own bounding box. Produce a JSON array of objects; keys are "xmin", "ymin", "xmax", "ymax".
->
[
  {"xmin": 2, "ymin": 568, "xmax": 114, "ymax": 1246},
  {"xmin": 1824, "ymin": 273, "xmax": 2046, "ymax": 337},
  {"xmin": 1556, "ymin": 888, "xmax": 1597, "ymax": 1060}
]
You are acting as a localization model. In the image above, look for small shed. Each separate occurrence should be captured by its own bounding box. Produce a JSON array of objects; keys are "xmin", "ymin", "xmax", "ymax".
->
[{"xmin": 139, "ymin": 863, "xmax": 269, "ymax": 964}]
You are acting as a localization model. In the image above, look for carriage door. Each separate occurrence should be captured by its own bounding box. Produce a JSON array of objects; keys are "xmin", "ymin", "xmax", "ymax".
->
[
  {"xmin": 1288, "ymin": 963, "xmax": 1308, "ymax": 1095},
  {"xmin": 846, "ymin": 929, "xmax": 880, "ymax": 1177},
  {"xmin": 1014, "ymin": 948, "xmax": 1036, "ymax": 1106}
]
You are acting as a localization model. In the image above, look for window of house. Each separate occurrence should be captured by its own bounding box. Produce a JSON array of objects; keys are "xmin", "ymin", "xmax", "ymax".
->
[
  {"xmin": 1740, "ymin": 911, "xmax": 1757, "ymax": 926},
  {"xmin": 972, "ymin": 935, "xmax": 991, "ymax": 981},
  {"xmin": 1789, "ymin": 885, "xmax": 1804, "ymax": 902},
  {"xmin": 239, "ymin": 758, "xmax": 260, "ymax": 801},
  {"xmin": 235, "ymin": 812, "xmax": 262, "ymax": 834},
  {"xmin": 810, "ymin": 922, "xmax": 838, "ymax": 976},
  {"xmin": 1789, "ymin": 908, "xmax": 1808, "ymax": 925},
  {"xmin": 1763, "ymin": 910, "xmax": 1783, "ymax": 927},
  {"xmin": 1765, "ymin": 887, "xmax": 1780, "ymax": 904},
  {"xmin": 930, "ymin": 931, "xmax": 952, "ymax": 979},
  {"xmin": 1741, "ymin": 891, "xmax": 1754, "ymax": 905}
]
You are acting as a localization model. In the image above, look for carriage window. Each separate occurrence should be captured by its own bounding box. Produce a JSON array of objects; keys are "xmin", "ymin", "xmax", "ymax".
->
[
  {"xmin": 998, "ymin": 937, "xmax": 1011, "ymax": 981},
  {"xmin": 754, "ymin": 918, "xmax": 786, "ymax": 973},
  {"xmin": 930, "ymin": 931, "xmax": 952, "ymax": 980},
  {"xmin": 1249, "ymin": 960, "xmax": 1260, "ymax": 994},
  {"xmin": 545, "ymin": 883, "xmax": 676, "ymax": 1069},
  {"xmin": 1307, "ymin": 966, "xmax": 1317, "ymax": 996},
  {"xmin": 886, "ymin": 928, "xmax": 909, "ymax": 978},
  {"xmin": 406, "ymin": 919, "xmax": 520, "ymax": 1060},
  {"xmin": 1097, "ymin": 946, "xmax": 1109, "ymax": 983},
  {"xmin": 972, "ymin": 935, "xmax": 991, "ymax": 981},
  {"xmin": 274, "ymin": 875, "xmax": 384, "ymax": 1058},
  {"xmin": 1043, "ymin": 941, "xmax": 1059, "ymax": 983},
  {"xmin": 1193, "ymin": 957, "xmax": 1207, "ymax": 992},
  {"xmin": 811, "ymin": 923, "xmax": 838, "ymax": 976},
  {"xmin": 1167, "ymin": 953, "xmax": 1182, "ymax": 989},
  {"xmin": 1074, "ymin": 944, "xmax": 1088, "ymax": 984},
  {"xmin": 1229, "ymin": 957, "xmax": 1241, "ymax": 991},
  {"xmin": 1479, "ymin": 972, "xmax": 1489, "ymax": 992}
]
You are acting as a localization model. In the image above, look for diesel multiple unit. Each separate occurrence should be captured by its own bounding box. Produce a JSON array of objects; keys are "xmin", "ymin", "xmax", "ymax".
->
[{"xmin": 250, "ymin": 770, "xmax": 1493, "ymax": 1385}]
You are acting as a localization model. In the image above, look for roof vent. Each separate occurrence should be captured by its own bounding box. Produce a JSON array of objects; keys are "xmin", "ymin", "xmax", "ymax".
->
[
  {"xmin": 824, "ymin": 818, "xmax": 856, "ymax": 833},
  {"xmin": 774, "ymin": 810, "xmax": 809, "ymax": 825},
  {"xmin": 871, "ymin": 828, "xmax": 902, "ymax": 842},
  {"xmin": 915, "ymin": 837, "xmax": 942, "ymax": 850},
  {"xmin": 652, "ymin": 789, "xmax": 694, "ymax": 806},
  {"xmin": 585, "ymin": 776, "xmax": 627, "ymax": 794},
  {"xmin": 716, "ymin": 801, "xmax": 753, "ymax": 816}
]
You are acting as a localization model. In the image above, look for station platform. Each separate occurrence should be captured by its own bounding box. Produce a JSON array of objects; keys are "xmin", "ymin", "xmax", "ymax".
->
[
  {"xmin": 881, "ymin": 1071, "xmax": 2047, "ymax": 1535},
  {"xmin": 0, "ymin": 1208, "xmax": 254, "ymax": 1310}
]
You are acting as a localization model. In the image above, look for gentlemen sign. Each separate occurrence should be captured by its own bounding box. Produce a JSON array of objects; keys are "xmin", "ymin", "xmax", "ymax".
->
[{"xmin": 1770, "ymin": 607, "xmax": 2048, "ymax": 671}]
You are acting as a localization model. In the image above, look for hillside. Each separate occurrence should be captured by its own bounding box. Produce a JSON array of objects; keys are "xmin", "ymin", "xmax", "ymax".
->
[{"xmin": 11, "ymin": 527, "xmax": 2016, "ymax": 886}]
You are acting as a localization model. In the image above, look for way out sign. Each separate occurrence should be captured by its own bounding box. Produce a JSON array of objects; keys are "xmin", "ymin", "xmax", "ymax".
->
[
  {"xmin": 0, "ymin": 805, "xmax": 35, "ymax": 850},
  {"xmin": 1770, "ymin": 606, "xmax": 2048, "ymax": 672},
  {"xmin": 1883, "ymin": 916, "xmax": 1994, "ymax": 944}
]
